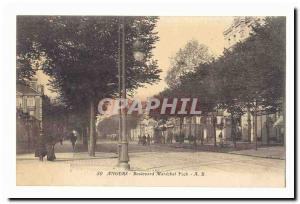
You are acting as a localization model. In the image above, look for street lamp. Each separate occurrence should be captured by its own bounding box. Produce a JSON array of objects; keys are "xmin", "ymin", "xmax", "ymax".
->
[
  {"xmin": 117, "ymin": 17, "xmax": 130, "ymax": 170},
  {"xmin": 133, "ymin": 39, "xmax": 145, "ymax": 62},
  {"xmin": 117, "ymin": 17, "xmax": 146, "ymax": 170}
]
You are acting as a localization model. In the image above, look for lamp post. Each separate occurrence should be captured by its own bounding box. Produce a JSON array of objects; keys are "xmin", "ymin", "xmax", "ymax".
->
[
  {"xmin": 117, "ymin": 19, "xmax": 122, "ymax": 164},
  {"xmin": 118, "ymin": 16, "xmax": 130, "ymax": 170},
  {"xmin": 117, "ymin": 17, "xmax": 145, "ymax": 170}
]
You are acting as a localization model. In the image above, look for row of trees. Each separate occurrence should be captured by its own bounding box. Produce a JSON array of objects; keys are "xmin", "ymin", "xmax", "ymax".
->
[
  {"xmin": 17, "ymin": 16, "xmax": 162, "ymax": 156},
  {"xmin": 158, "ymin": 17, "xmax": 285, "ymax": 147}
]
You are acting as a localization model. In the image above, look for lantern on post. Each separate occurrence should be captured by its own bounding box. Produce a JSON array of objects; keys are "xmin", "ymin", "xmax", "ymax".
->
[
  {"xmin": 133, "ymin": 39, "xmax": 145, "ymax": 62},
  {"xmin": 132, "ymin": 20, "xmax": 145, "ymax": 62}
]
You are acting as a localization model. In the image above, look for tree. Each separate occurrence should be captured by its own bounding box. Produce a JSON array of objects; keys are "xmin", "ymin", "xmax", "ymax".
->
[
  {"xmin": 161, "ymin": 40, "xmax": 214, "ymax": 145},
  {"xmin": 217, "ymin": 17, "xmax": 286, "ymax": 146},
  {"xmin": 178, "ymin": 61, "xmax": 220, "ymax": 146},
  {"xmin": 165, "ymin": 40, "xmax": 214, "ymax": 89},
  {"xmin": 17, "ymin": 16, "xmax": 161, "ymax": 156},
  {"xmin": 195, "ymin": 17, "xmax": 285, "ymax": 147},
  {"xmin": 42, "ymin": 96, "xmax": 70, "ymax": 160},
  {"xmin": 161, "ymin": 17, "xmax": 285, "ymax": 148}
]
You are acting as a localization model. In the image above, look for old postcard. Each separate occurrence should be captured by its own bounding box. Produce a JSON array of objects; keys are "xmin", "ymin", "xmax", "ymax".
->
[
  {"xmin": 15, "ymin": 15, "xmax": 287, "ymax": 187},
  {"xmin": 2, "ymin": 0, "xmax": 294, "ymax": 197}
]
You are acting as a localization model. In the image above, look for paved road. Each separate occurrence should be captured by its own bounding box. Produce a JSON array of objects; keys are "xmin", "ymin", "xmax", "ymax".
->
[
  {"xmin": 54, "ymin": 140, "xmax": 197, "ymax": 153},
  {"xmin": 17, "ymin": 142, "xmax": 285, "ymax": 187}
]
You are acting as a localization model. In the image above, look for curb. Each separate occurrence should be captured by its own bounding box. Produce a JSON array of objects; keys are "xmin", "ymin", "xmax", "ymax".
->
[{"xmin": 226, "ymin": 152, "xmax": 285, "ymax": 160}]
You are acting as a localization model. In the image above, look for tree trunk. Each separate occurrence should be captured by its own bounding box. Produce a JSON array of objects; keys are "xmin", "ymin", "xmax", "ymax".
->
[
  {"xmin": 89, "ymin": 100, "xmax": 96, "ymax": 157},
  {"xmin": 200, "ymin": 126, "xmax": 204, "ymax": 145},
  {"xmin": 247, "ymin": 105, "xmax": 252, "ymax": 143},
  {"xmin": 254, "ymin": 110, "xmax": 258, "ymax": 150},
  {"xmin": 82, "ymin": 127, "xmax": 87, "ymax": 147},
  {"xmin": 231, "ymin": 115, "xmax": 237, "ymax": 148},
  {"xmin": 213, "ymin": 115, "xmax": 217, "ymax": 147},
  {"xmin": 86, "ymin": 126, "xmax": 89, "ymax": 148},
  {"xmin": 274, "ymin": 112, "xmax": 278, "ymax": 142},
  {"xmin": 266, "ymin": 114, "xmax": 270, "ymax": 145},
  {"xmin": 179, "ymin": 117, "xmax": 183, "ymax": 144},
  {"xmin": 189, "ymin": 117, "xmax": 192, "ymax": 144}
]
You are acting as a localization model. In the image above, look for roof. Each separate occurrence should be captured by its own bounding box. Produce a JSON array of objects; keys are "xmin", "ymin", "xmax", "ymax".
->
[{"xmin": 16, "ymin": 83, "xmax": 40, "ymax": 96}]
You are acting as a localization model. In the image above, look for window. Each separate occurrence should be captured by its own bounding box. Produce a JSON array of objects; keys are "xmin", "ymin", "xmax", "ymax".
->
[
  {"xmin": 16, "ymin": 97, "xmax": 22, "ymax": 108},
  {"xmin": 27, "ymin": 97, "xmax": 35, "ymax": 107},
  {"xmin": 196, "ymin": 117, "xmax": 201, "ymax": 124},
  {"xmin": 206, "ymin": 117, "xmax": 211, "ymax": 124}
]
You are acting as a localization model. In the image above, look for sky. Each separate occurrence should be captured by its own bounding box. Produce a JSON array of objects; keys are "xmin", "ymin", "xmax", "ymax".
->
[
  {"xmin": 37, "ymin": 16, "xmax": 234, "ymax": 100},
  {"xmin": 133, "ymin": 16, "xmax": 234, "ymax": 100}
]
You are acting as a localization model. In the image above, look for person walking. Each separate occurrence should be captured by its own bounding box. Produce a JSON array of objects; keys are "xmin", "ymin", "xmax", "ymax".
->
[
  {"xmin": 70, "ymin": 130, "xmax": 77, "ymax": 151},
  {"xmin": 59, "ymin": 135, "xmax": 63, "ymax": 145},
  {"xmin": 147, "ymin": 134, "xmax": 151, "ymax": 146},
  {"xmin": 219, "ymin": 131, "xmax": 223, "ymax": 148},
  {"xmin": 142, "ymin": 135, "xmax": 147, "ymax": 146}
]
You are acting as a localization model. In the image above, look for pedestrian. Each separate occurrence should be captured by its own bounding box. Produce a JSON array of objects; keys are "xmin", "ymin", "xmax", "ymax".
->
[
  {"xmin": 36, "ymin": 142, "xmax": 47, "ymax": 161},
  {"xmin": 70, "ymin": 130, "xmax": 77, "ymax": 151},
  {"xmin": 147, "ymin": 134, "xmax": 151, "ymax": 146},
  {"xmin": 59, "ymin": 136, "xmax": 63, "ymax": 145},
  {"xmin": 46, "ymin": 135, "xmax": 57, "ymax": 161},
  {"xmin": 46, "ymin": 143, "xmax": 56, "ymax": 161},
  {"xmin": 219, "ymin": 131, "xmax": 223, "ymax": 148},
  {"xmin": 142, "ymin": 135, "xmax": 147, "ymax": 146}
]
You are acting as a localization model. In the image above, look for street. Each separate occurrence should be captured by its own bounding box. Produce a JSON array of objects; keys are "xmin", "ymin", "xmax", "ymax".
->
[{"xmin": 16, "ymin": 141, "xmax": 285, "ymax": 187}]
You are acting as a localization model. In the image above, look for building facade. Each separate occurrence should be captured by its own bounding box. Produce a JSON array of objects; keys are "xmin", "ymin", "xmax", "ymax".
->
[
  {"xmin": 224, "ymin": 16, "xmax": 263, "ymax": 49},
  {"xmin": 16, "ymin": 78, "xmax": 44, "ymax": 153}
]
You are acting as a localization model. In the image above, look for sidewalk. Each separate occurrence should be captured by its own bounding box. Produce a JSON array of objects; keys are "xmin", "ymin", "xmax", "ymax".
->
[
  {"xmin": 164, "ymin": 141, "xmax": 285, "ymax": 160},
  {"xmin": 22, "ymin": 140, "xmax": 286, "ymax": 160},
  {"xmin": 228, "ymin": 146, "xmax": 285, "ymax": 160}
]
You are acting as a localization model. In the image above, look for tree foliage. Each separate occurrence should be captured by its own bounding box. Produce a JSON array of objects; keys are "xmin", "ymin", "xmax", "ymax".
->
[
  {"xmin": 165, "ymin": 40, "xmax": 214, "ymax": 89},
  {"xmin": 156, "ymin": 17, "xmax": 285, "ymax": 146},
  {"xmin": 17, "ymin": 16, "xmax": 161, "ymax": 110},
  {"xmin": 218, "ymin": 16, "xmax": 285, "ymax": 114},
  {"xmin": 179, "ymin": 17, "xmax": 285, "ymax": 115},
  {"xmin": 17, "ymin": 16, "xmax": 162, "ymax": 155}
]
